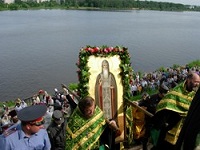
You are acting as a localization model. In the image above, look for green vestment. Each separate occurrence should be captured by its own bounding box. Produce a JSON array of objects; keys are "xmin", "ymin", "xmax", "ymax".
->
[
  {"xmin": 156, "ymin": 82, "xmax": 195, "ymax": 145},
  {"xmin": 65, "ymin": 106, "xmax": 106, "ymax": 150}
]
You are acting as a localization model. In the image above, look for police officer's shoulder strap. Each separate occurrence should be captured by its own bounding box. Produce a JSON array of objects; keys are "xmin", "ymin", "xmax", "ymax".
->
[{"xmin": 2, "ymin": 127, "xmax": 17, "ymax": 137}]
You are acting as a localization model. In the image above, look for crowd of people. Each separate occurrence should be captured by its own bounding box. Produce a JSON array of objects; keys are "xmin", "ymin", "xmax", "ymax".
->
[
  {"xmin": 0, "ymin": 86, "xmax": 121, "ymax": 150},
  {"xmin": 130, "ymin": 66, "xmax": 199, "ymax": 96},
  {"xmin": 131, "ymin": 66, "xmax": 200, "ymax": 150},
  {"xmin": 0, "ymin": 65, "xmax": 199, "ymax": 150}
]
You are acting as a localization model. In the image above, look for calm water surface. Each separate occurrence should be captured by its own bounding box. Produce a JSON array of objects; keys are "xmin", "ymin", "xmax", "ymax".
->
[{"xmin": 0, "ymin": 10, "xmax": 200, "ymax": 101}]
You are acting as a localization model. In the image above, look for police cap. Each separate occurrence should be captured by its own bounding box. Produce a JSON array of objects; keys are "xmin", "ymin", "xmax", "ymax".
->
[
  {"xmin": 17, "ymin": 104, "xmax": 47, "ymax": 122},
  {"xmin": 52, "ymin": 110, "xmax": 64, "ymax": 124}
]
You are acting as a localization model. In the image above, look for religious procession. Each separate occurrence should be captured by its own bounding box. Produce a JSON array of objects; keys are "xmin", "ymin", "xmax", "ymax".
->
[{"xmin": 0, "ymin": 46, "xmax": 200, "ymax": 150}]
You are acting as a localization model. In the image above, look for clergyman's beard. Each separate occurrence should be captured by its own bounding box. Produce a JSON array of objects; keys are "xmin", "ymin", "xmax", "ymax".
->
[
  {"xmin": 186, "ymin": 82, "xmax": 194, "ymax": 92},
  {"xmin": 103, "ymin": 69, "xmax": 109, "ymax": 79}
]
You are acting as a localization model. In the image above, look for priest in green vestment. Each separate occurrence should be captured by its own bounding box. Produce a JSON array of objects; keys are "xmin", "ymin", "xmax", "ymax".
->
[
  {"xmin": 152, "ymin": 72, "xmax": 200, "ymax": 150},
  {"xmin": 65, "ymin": 96, "xmax": 121, "ymax": 150}
]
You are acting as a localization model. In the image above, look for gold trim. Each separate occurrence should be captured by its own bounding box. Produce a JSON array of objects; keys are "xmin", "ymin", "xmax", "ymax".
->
[
  {"xmin": 165, "ymin": 119, "xmax": 184, "ymax": 145},
  {"xmin": 170, "ymin": 91, "xmax": 194, "ymax": 100},
  {"xmin": 73, "ymin": 121, "xmax": 106, "ymax": 149},
  {"xmin": 66, "ymin": 110, "xmax": 105, "ymax": 139},
  {"xmin": 158, "ymin": 98, "xmax": 190, "ymax": 111}
]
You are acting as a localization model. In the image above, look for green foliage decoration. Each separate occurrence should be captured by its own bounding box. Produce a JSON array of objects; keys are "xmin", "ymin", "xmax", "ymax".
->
[
  {"xmin": 76, "ymin": 45, "xmax": 133, "ymax": 100},
  {"xmin": 68, "ymin": 83, "xmax": 78, "ymax": 90}
]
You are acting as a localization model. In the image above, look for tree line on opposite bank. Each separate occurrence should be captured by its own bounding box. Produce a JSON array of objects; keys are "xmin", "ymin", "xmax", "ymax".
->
[{"xmin": 1, "ymin": 0, "xmax": 200, "ymax": 11}]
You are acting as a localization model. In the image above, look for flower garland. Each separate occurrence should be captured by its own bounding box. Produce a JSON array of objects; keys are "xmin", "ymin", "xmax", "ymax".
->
[{"xmin": 76, "ymin": 45, "xmax": 133, "ymax": 101}]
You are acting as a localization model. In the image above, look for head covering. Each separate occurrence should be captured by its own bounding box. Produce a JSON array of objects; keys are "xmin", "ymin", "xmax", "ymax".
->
[
  {"xmin": 52, "ymin": 110, "xmax": 64, "ymax": 124},
  {"xmin": 53, "ymin": 102, "xmax": 62, "ymax": 111},
  {"xmin": 15, "ymin": 98, "xmax": 21, "ymax": 104},
  {"xmin": 17, "ymin": 104, "xmax": 47, "ymax": 122},
  {"xmin": 8, "ymin": 110, "xmax": 17, "ymax": 118},
  {"xmin": 54, "ymin": 88, "xmax": 58, "ymax": 92},
  {"xmin": 39, "ymin": 90, "xmax": 44, "ymax": 94},
  {"xmin": 141, "ymin": 92, "xmax": 149, "ymax": 100},
  {"xmin": 159, "ymin": 83, "xmax": 169, "ymax": 94}
]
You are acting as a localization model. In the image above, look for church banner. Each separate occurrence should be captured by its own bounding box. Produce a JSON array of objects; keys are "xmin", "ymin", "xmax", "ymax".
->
[{"xmin": 76, "ymin": 46, "xmax": 133, "ymax": 144}]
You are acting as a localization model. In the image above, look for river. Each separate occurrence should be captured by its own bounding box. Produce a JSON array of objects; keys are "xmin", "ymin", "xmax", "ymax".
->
[{"xmin": 0, "ymin": 9, "xmax": 199, "ymax": 101}]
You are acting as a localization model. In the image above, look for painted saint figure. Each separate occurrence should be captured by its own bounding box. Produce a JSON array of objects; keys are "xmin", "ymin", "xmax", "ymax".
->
[{"xmin": 95, "ymin": 60, "xmax": 118, "ymax": 120}]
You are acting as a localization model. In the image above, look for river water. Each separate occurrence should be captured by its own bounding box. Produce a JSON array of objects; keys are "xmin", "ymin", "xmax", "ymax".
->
[{"xmin": 0, "ymin": 9, "xmax": 199, "ymax": 101}]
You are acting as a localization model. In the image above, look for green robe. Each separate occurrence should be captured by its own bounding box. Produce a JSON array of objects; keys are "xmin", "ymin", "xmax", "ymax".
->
[
  {"xmin": 156, "ymin": 82, "xmax": 195, "ymax": 145},
  {"xmin": 65, "ymin": 106, "xmax": 106, "ymax": 150}
]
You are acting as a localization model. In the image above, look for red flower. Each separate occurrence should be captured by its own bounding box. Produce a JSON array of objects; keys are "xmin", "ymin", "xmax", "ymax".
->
[
  {"xmin": 108, "ymin": 47, "xmax": 114, "ymax": 52},
  {"xmin": 84, "ymin": 47, "xmax": 90, "ymax": 51},
  {"xmin": 93, "ymin": 47, "xmax": 99, "ymax": 53},
  {"xmin": 103, "ymin": 48, "xmax": 109, "ymax": 53}
]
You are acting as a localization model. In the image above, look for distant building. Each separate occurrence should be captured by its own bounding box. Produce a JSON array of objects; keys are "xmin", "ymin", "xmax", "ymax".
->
[
  {"xmin": 3, "ymin": 0, "xmax": 51, "ymax": 4},
  {"xmin": 4, "ymin": 0, "xmax": 14, "ymax": 4},
  {"xmin": 35, "ymin": 0, "xmax": 50, "ymax": 3}
]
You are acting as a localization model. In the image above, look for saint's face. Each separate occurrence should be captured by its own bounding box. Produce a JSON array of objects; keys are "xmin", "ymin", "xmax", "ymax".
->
[
  {"xmin": 102, "ymin": 60, "xmax": 109, "ymax": 70},
  {"xmin": 103, "ymin": 63, "xmax": 108, "ymax": 69}
]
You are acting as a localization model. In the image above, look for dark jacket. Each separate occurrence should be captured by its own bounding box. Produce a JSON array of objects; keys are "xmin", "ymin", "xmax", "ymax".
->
[{"xmin": 47, "ymin": 121, "xmax": 67, "ymax": 150}]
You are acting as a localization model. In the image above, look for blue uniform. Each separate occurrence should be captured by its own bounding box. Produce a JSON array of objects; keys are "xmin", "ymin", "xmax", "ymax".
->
[{"xmin": 0, "ymin": 123, "xmax": 51, "ymax": 150}]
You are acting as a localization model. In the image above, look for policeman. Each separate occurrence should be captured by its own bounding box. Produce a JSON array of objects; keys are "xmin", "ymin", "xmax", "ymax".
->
[
  {"xmin": 47, "ymin": 110, "xmax": 66, "ymax": 150},
  {"xmin": 0, "ymin": 104, "xmax": 51, "ymax": 150}
]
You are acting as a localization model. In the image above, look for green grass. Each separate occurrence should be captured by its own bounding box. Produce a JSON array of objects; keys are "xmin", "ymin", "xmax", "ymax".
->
[{"xmin": 187, "ymin": 60, "xmax": 200, "ymax": 68}]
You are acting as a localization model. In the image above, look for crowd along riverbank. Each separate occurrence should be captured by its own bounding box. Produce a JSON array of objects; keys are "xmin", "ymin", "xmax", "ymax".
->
[{"xmin": 0, "ymin": 60, "xmax": 199, "ymax": 111}]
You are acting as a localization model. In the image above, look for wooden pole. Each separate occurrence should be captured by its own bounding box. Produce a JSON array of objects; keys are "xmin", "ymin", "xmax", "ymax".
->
[{"xmin": 126, "ymin": 100, "xmax": 154, "ymax": 117}]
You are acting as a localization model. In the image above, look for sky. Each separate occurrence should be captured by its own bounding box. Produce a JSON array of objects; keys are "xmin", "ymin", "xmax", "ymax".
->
[{"xmin": 151, "ymin": 0, "xmax": 200, "ymax": 6}]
